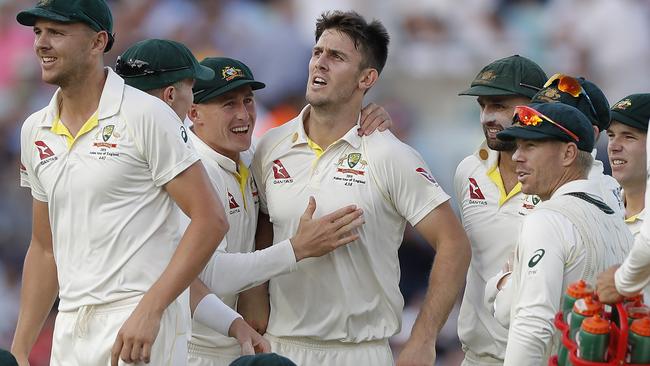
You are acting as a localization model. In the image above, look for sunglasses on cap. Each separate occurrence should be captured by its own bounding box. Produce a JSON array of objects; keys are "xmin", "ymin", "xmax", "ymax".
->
[
  {"xmin": 115, "ymin": 56, "xmax": 190, "ymax": 78},
  {"xmin": 543, "ymin": 73, "xmax": 598, "ymax": 119},
  {"xmin": 513, "ymin": 105, "xmax": 580, "ymax": 142}
]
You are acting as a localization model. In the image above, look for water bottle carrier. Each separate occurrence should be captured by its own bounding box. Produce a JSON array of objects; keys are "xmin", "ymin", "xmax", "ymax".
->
[{"xmin": 549, "ymin": 303, "xmax": 649, "ymax": 366}]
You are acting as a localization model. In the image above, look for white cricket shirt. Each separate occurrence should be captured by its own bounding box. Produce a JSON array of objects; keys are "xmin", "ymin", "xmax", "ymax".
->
[
  {"xmin": 19, "ymin": 68, "xmax": 198, "ymax": 311},
  {"xmin": 252, "ymin": 105, "xmax": 450, "ymax": 342}
]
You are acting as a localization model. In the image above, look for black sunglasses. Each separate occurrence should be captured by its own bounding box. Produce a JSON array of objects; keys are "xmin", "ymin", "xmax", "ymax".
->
[{"xmin": 115, "ymin": 56, "xmax": 190, "ymax": 78}]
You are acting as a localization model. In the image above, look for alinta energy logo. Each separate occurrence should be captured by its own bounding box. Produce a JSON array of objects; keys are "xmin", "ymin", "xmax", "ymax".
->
[
  {"xmin": 35, "ymin": 140, "xmax": 57, "ymax": 165},
  {"xmin": 468, "ymin": 177, "xmax": 487, "ymax": 205},
  {"xmin": 272, "ymin": 160, "xmax": 293, "ymax": 184}
]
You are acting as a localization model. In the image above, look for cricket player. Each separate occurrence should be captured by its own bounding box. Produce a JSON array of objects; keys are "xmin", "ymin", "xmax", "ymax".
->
[
  {"xmin": 115, "ymin": 39, "xmax": 272, "ymax": 357},
  {"xmin": 455, "ymin": 55, "xmax": 547, "ymax": 366},
  {"xmin": 531, "ymin": 74, "xmax": 624, "ymax": 215},
  {"xmin": 251, "ymin": 10, "xmax": 471, "ymax": 366},
  {"xmin": 495, "ymin": 103, "xmax": 632, "ymax": 365},
  {"xmin": 185, "ymin": 56, "xmax": 379, "ymax": 365},
  {"xmin": 597, "ymin": 93, "xmax": 650, "ymax": 303},
  {"xmin": 12, "ymin": 1, "xmax": 228, "ymax": 365}
]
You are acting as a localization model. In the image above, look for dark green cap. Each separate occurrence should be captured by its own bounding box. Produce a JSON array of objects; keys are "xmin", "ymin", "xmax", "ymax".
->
[
  {"xmin": 193, "ymin": 57, "xmax": 265, "ymax": 104},
  {"xmin": 17, "ymin": 0, "xmax": 114, "ymax": 52},
  {"xmin": 532, "ymin": 76, "xmax": 611, "ymax": 131},
  {"xmin": 498, "ymin": 102, "xmax": 595, "ymax": 152},
  {"xmin": 610, "ymin": 93, "xmax": 650, "ymax": 132},
  {"xmin": 116, "ymin": 39, "xmax": 214, "ymax": 91},
  {"xmin": 0, "ymin": 349, "xmax": 18, "ymax": 366},
  {"xmin": 459, "ymin": 55, "xmax": 547, "ymax": 98},
  {"xmin": 229, "ymin": 353, "xmax": 297, "ymax": 366}
]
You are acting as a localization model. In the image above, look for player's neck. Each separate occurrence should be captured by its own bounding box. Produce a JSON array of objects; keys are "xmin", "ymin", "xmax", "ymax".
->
[
  {"xmin": 58, "ymin": 66, "xmax": 107, "ymax": 135},
  {"xmin": 498, "ymin": 150, "xmax": 518, "ymax": 193},
  {"xmin": 306, "ymin": 101, "xmax": 360, "ymax": 149},
  {"xmin": 623, "ymin": 182, "xmax": 646, "ymax": 219}
]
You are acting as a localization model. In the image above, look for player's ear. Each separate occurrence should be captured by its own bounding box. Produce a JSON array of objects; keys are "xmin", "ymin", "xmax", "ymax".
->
[
  {"xmin": 162, "ymin": 85, "xmax": 175, "ymax": 107},
  {"xmin": 188, "ymin": 104, "xmax": 200, "ymax": 124}
]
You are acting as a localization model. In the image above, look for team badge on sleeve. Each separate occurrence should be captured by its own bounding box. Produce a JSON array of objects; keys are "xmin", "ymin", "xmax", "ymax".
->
[{"xmin": 416, "ymin": 167, "xmax": 438, "ymax": 185}]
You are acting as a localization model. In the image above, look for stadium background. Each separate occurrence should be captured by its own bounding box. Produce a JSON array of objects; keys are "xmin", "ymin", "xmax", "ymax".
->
[{"xmin": 0, "ymin": 0, "xmax": 648, "ymax": 364}]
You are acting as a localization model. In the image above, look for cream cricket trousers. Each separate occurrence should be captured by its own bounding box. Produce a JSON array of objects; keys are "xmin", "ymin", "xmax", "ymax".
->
[
  {"xmin": 187, "ymin": 341, "xmax": 241, "ymax": 366},
  {"xmin": 265, "ymin": 333, "xmax": 394, "ymax": 366},
  {"xmin": 50, "ymin": 296, "xmax": 187, "ymax": 366}
]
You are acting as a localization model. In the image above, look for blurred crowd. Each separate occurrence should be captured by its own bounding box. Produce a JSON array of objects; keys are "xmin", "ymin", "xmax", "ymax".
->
[{"xmin": 0, "ymin": 0, "xmax": 648, "ymax": 364}]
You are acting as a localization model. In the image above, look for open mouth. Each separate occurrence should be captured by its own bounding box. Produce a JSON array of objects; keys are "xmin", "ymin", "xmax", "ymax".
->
[
  {"xmin": 312, "ymin": 76, "xmax": 327, "ymax": 87},
  {"xmin": 610, "ymin": 159, "xmax": 627, "ymax": 167},
  {"xmin": 230, "ymin": 126, "xmax": 250, "ymax": 135},
  {"xmin": 41, "ymin": 56, "xmax": 57, "ymax": 65}
]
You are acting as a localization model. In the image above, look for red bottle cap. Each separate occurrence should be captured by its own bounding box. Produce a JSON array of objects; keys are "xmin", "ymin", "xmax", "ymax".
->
[
  {"xmin": 581, "ymin": 314, "xmax": 610, "ymax": 334},
  {"xmin": 573, "ymin": 296, "xmax": 603, "ymax": 316},
  {"xmin": 567, "ymin": 280, "xmax": 594, "ymax": 299},
  {"xmin": 631, "ymin": 317, "xmax": 650, "ymax": 337}
]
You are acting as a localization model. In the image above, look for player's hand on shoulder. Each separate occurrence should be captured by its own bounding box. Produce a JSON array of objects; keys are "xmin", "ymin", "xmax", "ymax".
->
[
  {"xmin": 229, "ymin": 317, "xmax": 271, "ymax": 355},
  {"xmin": 358, "ymin": 102, "xmax": 392, "ymax": 136},
  {"xmin": 396, "ymin": 339, "xmax": 436, "ymax": 366},
  {"xmin": 290, "ymin": 196, "xmax": 364, "ymax": 261},
  {"xmin": 111, "ymin": 300, "xmax": 162, "ymax": 365}
]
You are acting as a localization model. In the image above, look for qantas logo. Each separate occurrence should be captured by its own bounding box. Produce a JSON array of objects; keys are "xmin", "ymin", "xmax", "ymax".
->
[
  {"xmin": 416, "ymin": 167, "xmax": 437, "ymax": 185},
  {"xmin": 272, "ymin": 160, "xmax": 293, "ymax": 184},
  {"xmin": 468, "ymin": 178, "xmax": 486, "ymax": 201},
  {"xmin": 228, "ymin": 192, "xmax": 239, "ymax": 209},
  {"xmin": 35, "ymin": 141, "xmax": 55, "ymax": 160}
]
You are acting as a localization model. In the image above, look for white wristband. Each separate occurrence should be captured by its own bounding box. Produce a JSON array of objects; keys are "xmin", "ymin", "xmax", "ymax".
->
[{"xmin": 193, "ymin": 293, "xmax": 242, "ymax": 336}]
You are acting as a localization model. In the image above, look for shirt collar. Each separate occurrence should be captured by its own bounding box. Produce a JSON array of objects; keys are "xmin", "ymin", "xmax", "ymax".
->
[
  {"xmin": 474, "ymin": 140, "xmax": 500, "ymax": 169},
  {"xmin": 188, "ymin": 127, "xmax": 239, "ymax": 173},
  {"xmin": 290, "ymin": 104, "xmax": 362, "ymax": 150},
  {"xmin": 551, "ymin": 179, "xmax": 602, "ymax": 200},
  {"xmin": 37, "ymin": 67, "xmax": 124, "ymax": 128}
]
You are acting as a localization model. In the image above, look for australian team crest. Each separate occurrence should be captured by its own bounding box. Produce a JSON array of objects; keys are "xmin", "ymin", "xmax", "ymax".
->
[
  {"xmin": 102, "ymin": 125, "xmax": 115, "ymax": 142},
  {"xmin": 337, "ymin": 153, "xmax": 367, "ymax": 175},
  {"xmin": 347, "ymin": 153, "xmax": 361, "ymax": 169},
  {"xmin": 222, "ymin": 66, "xmax": 244, "ymax": 81},
  {"xmin": 613, "ymin": 99, "xmax": 632, "ymax": 110},
  {"xmin": 478, "ymin": 70, "xmax": 496, "ymax": 82},
  {"xmin": 539, "ymin": 87, "xmax": 561, "ymax": 102}
]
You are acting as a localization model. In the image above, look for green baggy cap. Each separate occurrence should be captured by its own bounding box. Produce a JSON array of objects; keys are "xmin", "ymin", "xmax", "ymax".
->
[
  {"xmin": 193, "ymin": 57, "xmax": 265, "ymax": 104},
  {"xmin": 498, "ymin": 102, "xmax": 595, "ymax": 152},
  {"xmin": 459, "ymin": 55, "xmax": 547, "ymax": 98},
  {"xmin": 610, "ymin": 93, "xmax": 650, "ymax": 132},
  {"xmin": 17, "ymin": 0, "xmax": 114, "ymax": 52},
  {"xmin": 116, "ymin": 39, "xmax": 214, "ymax": 91}
]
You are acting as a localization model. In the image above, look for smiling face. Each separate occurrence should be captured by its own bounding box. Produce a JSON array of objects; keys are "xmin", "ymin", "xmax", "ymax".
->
[
  {"xmin": 306, "ymin": 29, "xmax": 368, "ymax": 108},
  {"xmin": 190, "ymin": 85, "xmax": 256, "ymax": 162},
  {"xmin": 477, "ymin": 95, "xmax": 531, "ymax": 151},
  {"xmin": 33, "ymin": 19, "xmax": 98, "ymax": 87},
  {"xmin": 607, "ymin": 121, "xmax": 647, "ymax": 190},
  {"xmin": 512, "ymin": 139, "xmax": 567, "ymax": 200}
]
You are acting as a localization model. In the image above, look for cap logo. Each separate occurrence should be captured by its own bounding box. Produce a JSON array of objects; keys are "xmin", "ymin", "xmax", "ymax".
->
[
  {"xmin": 478, "ymin": 70, "xmax": 497, "ymax": 82},
  {"xmin": 542, "ymin": 87, "xmax": 561, "ymax": 100},
  {"xmin": 222, "ymin": 66, "xmax": 244, "ymax": 81},
  {"xmin": 37, "ymin": 0, "xmax": 53, "ymax": 6},
  {"xmin": 613, "ymin": 99, "xmax": 632, "ymax": 110}
]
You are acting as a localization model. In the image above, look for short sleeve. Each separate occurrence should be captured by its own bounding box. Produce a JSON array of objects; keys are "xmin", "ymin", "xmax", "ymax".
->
[
  {"xmin": 20, "ymin": 121, "xmax": 48, "ymax": 202},
  {"xmin": 372, "ymin": 138, "xmax": 450, "ymax": 226},
  {"xmin": 130, "ymin": 102, "xmax": 199, "ymax": 186}
]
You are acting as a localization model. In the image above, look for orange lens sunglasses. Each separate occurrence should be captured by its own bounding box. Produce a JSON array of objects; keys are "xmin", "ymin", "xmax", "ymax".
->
[
  {"xmin": 543, "ymin": 73, "xmax": 598, "ymax": 118},
  {"xmin": 513, "ymin": 105, "xmax": 580, "ymax": 142}
]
